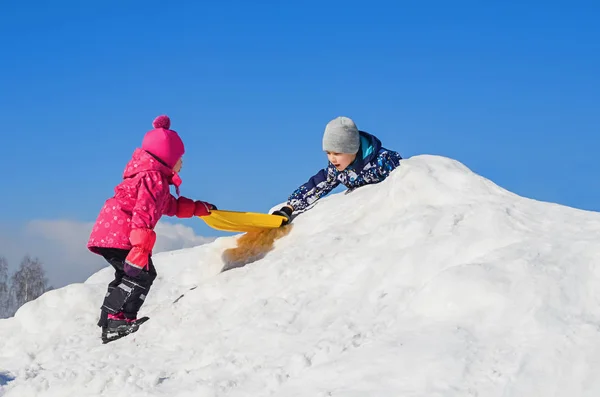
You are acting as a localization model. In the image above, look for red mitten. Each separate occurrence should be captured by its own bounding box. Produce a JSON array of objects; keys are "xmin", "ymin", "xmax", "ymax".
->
[
  {"xmin": 175, "ymin": 196, "xmax": 196, "ymax": 218},
  {"xmin": 194, "ymin": 201, "xmax": 215, "ymax": 217},
  {"xmin": 125, "ymin": 228, "xmax": 156, "ymax": 274}
]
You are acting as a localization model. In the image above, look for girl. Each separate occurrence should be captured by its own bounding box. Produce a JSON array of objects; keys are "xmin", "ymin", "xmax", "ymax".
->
[{"xmin": 87, "ymin": 115, "xmax": 215, "ymax": 339}]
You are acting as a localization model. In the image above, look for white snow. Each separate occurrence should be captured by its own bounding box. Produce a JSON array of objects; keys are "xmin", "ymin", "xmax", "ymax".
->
[{"xmin": 2, "ymin": 154, "xmax": 600, "ymax": 397}]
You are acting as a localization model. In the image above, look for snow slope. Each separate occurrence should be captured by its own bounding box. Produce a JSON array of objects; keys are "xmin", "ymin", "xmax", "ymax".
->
[{"xmin": 2, "ymin": 154, "xmax": 600, "ymax": 397}]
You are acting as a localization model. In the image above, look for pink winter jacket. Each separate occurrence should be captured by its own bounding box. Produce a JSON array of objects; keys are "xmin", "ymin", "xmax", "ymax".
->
[{"xmin": 87, "ymin": 148, "xmax": 180, "ymax": 253}]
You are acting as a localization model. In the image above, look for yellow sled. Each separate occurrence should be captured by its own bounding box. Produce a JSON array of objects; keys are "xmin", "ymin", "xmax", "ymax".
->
[{"xmin": 199, "ymin": 209, "xmax": 287, "ymax": 233}]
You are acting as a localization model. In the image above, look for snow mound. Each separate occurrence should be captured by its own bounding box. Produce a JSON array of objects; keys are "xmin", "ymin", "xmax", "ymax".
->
[{"xmin": 2, "ymin": 154, "xmax": 600, "ymax": 397}]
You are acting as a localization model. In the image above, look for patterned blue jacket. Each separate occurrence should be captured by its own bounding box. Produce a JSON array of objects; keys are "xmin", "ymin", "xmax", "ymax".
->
[{"xmin": 288, "ymin": 131, "xmax": 402, "ymax": 212}]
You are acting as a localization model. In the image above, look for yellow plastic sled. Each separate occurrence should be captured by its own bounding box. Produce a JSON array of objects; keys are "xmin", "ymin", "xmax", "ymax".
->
[{"xmin": 198, "ymin": 209, "xmax": 287, "ymax": 233}]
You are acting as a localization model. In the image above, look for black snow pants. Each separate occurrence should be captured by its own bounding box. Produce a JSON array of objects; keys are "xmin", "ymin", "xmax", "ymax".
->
[{"xmin": 95, "ymin": 247, "xmax": 157, "ymax": 328}]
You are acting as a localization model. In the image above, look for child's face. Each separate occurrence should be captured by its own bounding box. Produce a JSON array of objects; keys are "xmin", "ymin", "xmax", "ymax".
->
[
  {"xmin": 173, "ymin": 157, "xmax": 183, "ymax": 173},
  {"xmin": 326, "ymin": 152, "xmax": 356, "ymax": 171}
]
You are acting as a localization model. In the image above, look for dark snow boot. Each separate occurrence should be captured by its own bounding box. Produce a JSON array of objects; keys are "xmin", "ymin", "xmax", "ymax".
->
[
  {"xmin": 106, "ymin": 312, "xmax": 135, "ymax": 332},
  {"xmin": 101, "ymin": 312, "xmax": 149, "ymax": 344}
]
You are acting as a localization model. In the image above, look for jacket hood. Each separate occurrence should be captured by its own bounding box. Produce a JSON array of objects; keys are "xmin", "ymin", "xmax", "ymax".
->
[
  {"xmin": 122, "ymin": 148, "xmax": 182, "ymax": 193},
  {"xmin": 123, "ymin": 148, "xmax": 175, "ymax": 179},
  {"xmin": 349, "ymin": 131, "xmax": 382, "ymax": 170}
]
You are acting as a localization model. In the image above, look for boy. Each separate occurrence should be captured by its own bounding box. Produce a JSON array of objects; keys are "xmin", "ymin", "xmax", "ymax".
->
[{"xmin": 272, "ymin": 116, "xmax": 402, "ymax": 224}]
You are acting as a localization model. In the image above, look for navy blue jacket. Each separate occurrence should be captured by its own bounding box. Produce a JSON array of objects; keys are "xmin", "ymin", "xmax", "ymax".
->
[{"xmin": 287, "ymin": 131, "xmax": 402, "ymax": 212}]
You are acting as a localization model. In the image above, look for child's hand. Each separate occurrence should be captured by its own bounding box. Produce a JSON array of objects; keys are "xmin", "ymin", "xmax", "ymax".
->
[
  {"xmin": 272, "ymin": 205, "xmax": 293, "ymax": 226},
  {"xmin": 174, "ymin": 197, "xmax": 217, "ymax": 218},
  {"xmin": 194, "ymin": 201, "xmax": 216, "ymax": 217},
  {"xmin": 124, "ymin": 228, "xmax": 156, "ymax": 276},
  {"xmin": 175, "ymin": 197, "xmax": 196, "ymax": 218}
]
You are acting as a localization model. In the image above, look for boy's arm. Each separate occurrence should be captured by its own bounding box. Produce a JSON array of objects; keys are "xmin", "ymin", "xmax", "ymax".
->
[
  {"xmin": 370, "ymin": 150, "xmax": 402, "ymax": 181},
  {"xmin": 286, "ymin": 165, "xmax": 339, "ymax": 212}
]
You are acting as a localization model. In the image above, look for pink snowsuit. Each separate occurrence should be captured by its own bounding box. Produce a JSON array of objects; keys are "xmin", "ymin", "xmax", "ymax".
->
[
  {"xmin": 91, "ymin": 115, "xmax": 216, "ymax": 331},
  {"xmin": 87, "ymin": 148, "xmax": 180, "ymax": 252}
]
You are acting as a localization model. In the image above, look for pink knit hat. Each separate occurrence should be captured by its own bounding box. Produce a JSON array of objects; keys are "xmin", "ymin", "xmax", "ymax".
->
[{"xmin": 141, "ymin": 115, "xmax": 185, "ymax": 169}]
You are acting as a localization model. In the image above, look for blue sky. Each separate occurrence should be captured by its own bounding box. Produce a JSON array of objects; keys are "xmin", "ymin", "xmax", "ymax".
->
[{"xmin": 0, "ymin": 1, "xmax": 599, "ymax": 283}]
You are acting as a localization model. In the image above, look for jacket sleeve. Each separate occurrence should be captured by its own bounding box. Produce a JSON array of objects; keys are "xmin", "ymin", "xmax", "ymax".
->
[
  {"xmin": 131, "ymin": 172, "xmax": 172, "ymax": 231},
  {"xmin": 364, "ymin": 150, "xmax": 402, "ymax": 183},
  {"xmin": 163, "ymin": 194, "xmax": 178, "ymax": 217},
  {"xmin": 287, "ymin": 165, "xmax": 340, "ymax": 212}
]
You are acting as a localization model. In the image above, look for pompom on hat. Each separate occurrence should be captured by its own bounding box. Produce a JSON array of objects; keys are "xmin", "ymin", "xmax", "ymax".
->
[{"xmin": 141, "ymin": 115, "xmax": 185, "ymax": 169}]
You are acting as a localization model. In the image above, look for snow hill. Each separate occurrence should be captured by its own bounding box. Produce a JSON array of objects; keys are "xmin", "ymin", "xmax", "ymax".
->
[{"xmin": 2, "ymin": 154, "xmax": 600, "ymax": 397}]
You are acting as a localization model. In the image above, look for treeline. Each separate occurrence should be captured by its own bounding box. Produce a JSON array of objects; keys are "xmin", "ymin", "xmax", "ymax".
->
[{"xmin": 0, "ymin": 255, "xmax": 52, "ymax": 319}]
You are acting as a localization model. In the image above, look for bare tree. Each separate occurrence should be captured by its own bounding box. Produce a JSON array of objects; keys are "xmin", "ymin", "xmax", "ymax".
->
[
  {"xmin": 11, "ymin": 255, "xmax": 49, "ymax": 311},
  {"xmin": 0, "ymin": 257, "xmax": 9, "ymax": 318}
]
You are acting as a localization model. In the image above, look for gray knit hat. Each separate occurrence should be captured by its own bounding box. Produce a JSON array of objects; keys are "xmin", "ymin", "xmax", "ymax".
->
[{"xmin": 322, "ymin": 116, "xmax": 360, "ymax": 154}]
